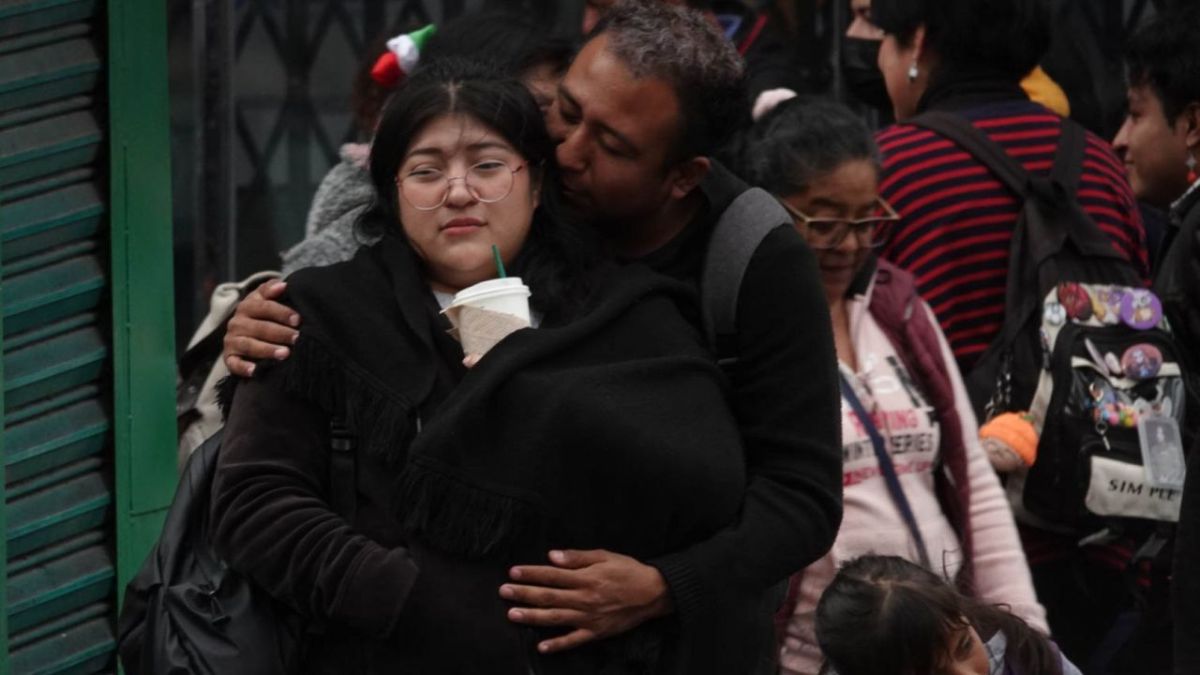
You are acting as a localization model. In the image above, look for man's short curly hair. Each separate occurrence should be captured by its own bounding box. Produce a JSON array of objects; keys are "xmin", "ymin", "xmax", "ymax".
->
[{"xmin": 591, "ymin": 0, "xmax": 748, "ymax": 163}]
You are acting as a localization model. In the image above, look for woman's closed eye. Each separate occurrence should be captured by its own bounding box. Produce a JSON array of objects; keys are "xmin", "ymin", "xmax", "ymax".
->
[
  {"xmin": 472, "ymin": 160, "xmax": 509, "ymax": 173},
  {"xmin": 405, "ymin": 167, "xmax": 444, "ymax": 182}
]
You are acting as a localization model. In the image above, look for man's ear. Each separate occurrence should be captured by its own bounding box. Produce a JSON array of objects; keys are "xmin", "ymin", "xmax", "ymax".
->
[
  {"xmin": 1182, "ymin": 102, "xmax": 1200, "ymax": 151},
  {"xmin": 667, "ymin": 156, "xmax": 711, "ymax": 201}
]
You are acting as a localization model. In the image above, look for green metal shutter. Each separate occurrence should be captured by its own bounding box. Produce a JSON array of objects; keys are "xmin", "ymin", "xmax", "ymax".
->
[{"xmin": 0, "ymin": 0, "xmax": 116, "ymax": 673}]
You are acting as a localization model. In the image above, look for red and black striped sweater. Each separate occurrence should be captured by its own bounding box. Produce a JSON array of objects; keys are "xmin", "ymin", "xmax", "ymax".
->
[{"xmin": 877, "ymin": 99, "xmax": 1148, "ymax": 373}]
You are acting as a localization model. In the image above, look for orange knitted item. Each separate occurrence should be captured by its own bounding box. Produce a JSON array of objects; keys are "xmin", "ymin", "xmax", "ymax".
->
[{"xmin": 979, "ymin": 412, "xmax": 1039, "ymax": 471}]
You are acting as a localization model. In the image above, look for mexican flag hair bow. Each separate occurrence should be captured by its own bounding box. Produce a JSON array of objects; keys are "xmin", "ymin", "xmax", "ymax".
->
[{"xmin": 370, "ymin": 23, "xmax": 437, "ymax": 88}]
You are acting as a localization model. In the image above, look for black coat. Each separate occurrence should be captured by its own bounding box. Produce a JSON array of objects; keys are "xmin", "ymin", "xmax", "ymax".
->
[
  {"xmin": 1167, "ymin": 186, "xmax": 1200, "ymax": 675},
  {"xmin": 1156, "ymin": 184, "xmax": 1200, "ymax": 417},
  {"xmin": 210, "ymin": 236, "xmax": 748, "ymax": 675}
]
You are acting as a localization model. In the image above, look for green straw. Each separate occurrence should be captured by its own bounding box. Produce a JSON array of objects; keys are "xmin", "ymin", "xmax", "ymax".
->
[{"xmin": 492, "ymin": 244, "xmax": 507, "ymax": 278}]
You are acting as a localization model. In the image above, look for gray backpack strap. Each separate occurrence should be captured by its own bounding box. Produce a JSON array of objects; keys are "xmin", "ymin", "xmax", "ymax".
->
[{"xmin": 701, "ymin": 187, "xmax": 792, "ymax": 366}]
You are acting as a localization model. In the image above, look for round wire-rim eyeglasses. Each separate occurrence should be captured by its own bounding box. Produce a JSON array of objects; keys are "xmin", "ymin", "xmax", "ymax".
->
[{"xmin": 397, "ymin": 161, "xmax": 527, "ymax": 211}]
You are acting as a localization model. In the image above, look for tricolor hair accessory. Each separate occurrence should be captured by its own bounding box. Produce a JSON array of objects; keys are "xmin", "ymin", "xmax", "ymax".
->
[{"xmin": 370, "ymin": 24, "xmax": 437, "ymax": 88}]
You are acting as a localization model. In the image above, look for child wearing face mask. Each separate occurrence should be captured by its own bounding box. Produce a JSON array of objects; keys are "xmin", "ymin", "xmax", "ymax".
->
[{"xmin": 815, "ymin": 556, "xmax": 1081, "ymax": 675}]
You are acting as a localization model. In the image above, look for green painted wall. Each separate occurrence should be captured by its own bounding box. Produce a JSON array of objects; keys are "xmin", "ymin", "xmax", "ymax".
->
[
  {"xmin": 0, "ymin": 0, "xmax": 174, "ymax": 670},
  {"xmin": 108, "ymin": 0, "xmax": 177, "ymax": 598}
]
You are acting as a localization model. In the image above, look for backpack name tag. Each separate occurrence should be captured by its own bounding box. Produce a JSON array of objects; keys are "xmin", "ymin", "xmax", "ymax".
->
[
  {"xmin": 1084, "ymin": 455, "xmax": 1182, "ymax": 522},
  {"xmin": 1138, "ymin": 414, "xmax": 1187, "ymax": 489}
]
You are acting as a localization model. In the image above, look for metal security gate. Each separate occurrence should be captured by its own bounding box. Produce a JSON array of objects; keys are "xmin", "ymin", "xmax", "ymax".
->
[
  {"xmin": 0, "ymin": 0, "xmax": 116, "ymax": 672},
  {"xmin": 174, "ymin": 0, "xmax": 577, "ymax": 338}
]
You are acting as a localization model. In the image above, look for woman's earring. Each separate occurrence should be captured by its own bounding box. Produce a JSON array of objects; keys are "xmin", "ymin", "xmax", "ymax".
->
[
  {"xmin": 1188, "ymin": 155, "xmax": 1198, "ymax": 184},
  {"xmin": 907, "ymin": 63, "xmax": 920, "ymax": 83}
]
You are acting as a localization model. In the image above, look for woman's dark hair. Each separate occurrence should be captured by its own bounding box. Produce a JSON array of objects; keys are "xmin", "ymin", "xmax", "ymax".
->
[
  {"xmin": 871, "ymin": 0, "xmax": 1050, "ymax": 83},
  {"xmin": 422, "ymin": 10, "xmax": 574, "ymax": 80},
  {"xmin": 360, "ymin": 57, "xmax": 597, "ymax": 318},
  {"xmin": 1126, "ymin": 3, "xmax": 1200, "ymax": 122},
  {"xmin": 816, "ymin": 556, "xmax": 1061, "ymax": 675},
  {"xmin": 722, "ymin": 97, "xmax": 879, "ymax": 197}
]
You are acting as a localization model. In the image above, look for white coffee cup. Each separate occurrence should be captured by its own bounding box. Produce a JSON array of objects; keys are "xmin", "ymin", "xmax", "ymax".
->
[
  {"xmin": 442, "ymin": 277, "xmax": 532, "ymax": 360},
  {"xmin": 447, "ymin": 277, "xmax": 531, "ymax": 322}
]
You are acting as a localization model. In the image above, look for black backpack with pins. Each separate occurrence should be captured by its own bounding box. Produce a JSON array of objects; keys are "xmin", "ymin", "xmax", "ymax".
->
[{"xmin": 910, "ymin": 111, "xmax": 1190, "ymax": 536}]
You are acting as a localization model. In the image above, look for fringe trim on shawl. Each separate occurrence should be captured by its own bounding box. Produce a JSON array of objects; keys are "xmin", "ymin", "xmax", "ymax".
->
[
  {"xmin": 218, "ymin": 335, "xmax": 417, "ymax": 468},
  {"xmin": 396, "ymin": 461, "xmax": 539, "ymax": 559}
]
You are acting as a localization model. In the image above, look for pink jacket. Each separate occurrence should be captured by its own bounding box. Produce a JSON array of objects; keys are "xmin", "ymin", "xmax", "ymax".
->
[{"xmin": 778, "ymin": 260, "xmax": 1047, "ymax": 675}]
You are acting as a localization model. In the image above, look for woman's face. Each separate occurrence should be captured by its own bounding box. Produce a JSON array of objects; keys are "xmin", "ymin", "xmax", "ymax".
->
[
  {"xmin": 780, "ymin": 158, "xmax": 882, "ymax": 301},
  {"xmin": 396, "ymin": 113, "xmax": 539, "ymax": 293},
  {"xmin": 878, "ymin": 30, "xmax": 926, "ymax": 120},
  {"xmin": 1112, "ymin": 85, "xmax": 1194, "ymax": 208}
]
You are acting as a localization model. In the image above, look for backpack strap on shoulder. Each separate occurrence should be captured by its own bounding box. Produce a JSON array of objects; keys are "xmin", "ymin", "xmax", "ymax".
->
[
  {"xmin": 701, "ymin": 187, "xmax": 792, "ymax": 366},
  {"xmin": 1050, "ymin": 118, "xmax": 1086, "ymax": 193},
  {"xmin": 910, "ymin": 111, "xmax": 1032, "ymax": 198}
]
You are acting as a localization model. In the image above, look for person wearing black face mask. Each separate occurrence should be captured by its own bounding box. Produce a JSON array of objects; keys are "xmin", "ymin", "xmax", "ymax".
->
[{"xmin": 840, "ymin": 0, "xmax": 1070, "ymax": 120}]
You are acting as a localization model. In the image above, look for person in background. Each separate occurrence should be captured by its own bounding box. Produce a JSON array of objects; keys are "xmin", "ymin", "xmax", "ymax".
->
[
  {"xmin": 223, "ymin": 4, "xmax": 843, "ymax": 671},
  {"xmin": 871, "ymin": 0, "xmax": 1151, "ymax": 670},
  {"xmin": 1110, "ymin": 5, "xmax": 1200, "ymax": 672},
  {"xmin": 841, "ymin": 0, "xmax": 1069, "ymax": 118},
  {"xmin": 871, "ymin": 0, "xmax": 1145, "ymax": 376},
  {"xmin": 725, "ymin": 98, "xmax": 1045, "ymax": 675},
  {"xmin": 281, "ymin": 10, "xmax": 573, "ymax": 274},
  {"xmin": 815, "ymin": 556, "xmax": 1080, "ymax": 675},
  {"xmin": 582, "ymin": 0, "xmax": 807, "ymax": 119}
]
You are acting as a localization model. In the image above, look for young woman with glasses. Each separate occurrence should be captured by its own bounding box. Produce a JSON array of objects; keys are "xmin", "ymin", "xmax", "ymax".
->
[
  {"xmin": 726, "ymin": 98, "xmax": 1045, "ymax": 675},
  {"xmin": 209, "ymin": 58, "xmax": 751, "ymax": 675}
]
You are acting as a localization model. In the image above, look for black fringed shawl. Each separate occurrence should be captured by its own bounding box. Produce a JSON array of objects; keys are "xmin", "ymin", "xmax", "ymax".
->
[
  {"xmin": 223, "ymin": 235, "xmax": 748, "ymax": 674},
  {"xmin": 396, "ymin": 266, "xmax": 747, "ymax": 565}
]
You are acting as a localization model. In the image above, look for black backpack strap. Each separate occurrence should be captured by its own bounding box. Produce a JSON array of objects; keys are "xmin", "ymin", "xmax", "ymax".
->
[
  {"xmin": 910, "ymin": 110, "xmax": 1033, "ymax": 198},
  {"xmin": 701, "ymin": 187, "xmax": 792, "ymax": 366},
  {"xmin": 329, "ymin": 416, "xmax": 356, "ymax": 523},
  {"xmin": 1049, "ymin": 118, "xmax": 1086, "ymax": 194},
  {"xmin": 909, "ymin": 112, "xmax": 1041, "ymax": 354},
  {"xmin": 911, "ymin": 112, "xmax": 1121, "ymax": 266}
]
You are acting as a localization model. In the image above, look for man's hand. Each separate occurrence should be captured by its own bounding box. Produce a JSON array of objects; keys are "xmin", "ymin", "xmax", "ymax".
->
[
  {"xmin": 500, "ymin": 549, "xmax": 673, "ymax": 654},
  {"xmin": 223, "ymin": 280, "xmax": 301, "ymax": 377}
]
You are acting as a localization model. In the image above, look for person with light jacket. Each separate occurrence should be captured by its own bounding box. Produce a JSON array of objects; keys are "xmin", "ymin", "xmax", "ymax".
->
[{"xmin": 724, "ymin": 98, "xmax": 1046, "ymax": 675}]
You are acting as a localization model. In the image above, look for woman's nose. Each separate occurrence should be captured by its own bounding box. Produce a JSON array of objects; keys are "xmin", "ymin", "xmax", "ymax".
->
[
  {"xmin": 443, "ymin": 176, "xmax": 476, "ymax": 207},
  {"xmin": 836, "ymin": 226, "xmax": 863, "ymax": 255}
]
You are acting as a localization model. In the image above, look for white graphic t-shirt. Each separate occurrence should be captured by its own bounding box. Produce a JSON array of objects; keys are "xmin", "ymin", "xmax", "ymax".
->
[{"xmin": 781, "ymin": 311, "xmax": 962, "ymax": 674}]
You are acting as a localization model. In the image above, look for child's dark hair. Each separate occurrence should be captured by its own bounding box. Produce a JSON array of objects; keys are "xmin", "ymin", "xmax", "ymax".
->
[
  {"xmin": 360, "ymin": 57, "xmax": 597, "ymax": 319},
  {"xmin": 816, "ymin": 556, "xmax": 1061, "ymax": 675}
]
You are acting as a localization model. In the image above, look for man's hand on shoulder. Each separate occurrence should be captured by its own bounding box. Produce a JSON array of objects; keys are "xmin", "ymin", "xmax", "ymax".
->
[{"xmin": 223, "ymin": 280, "xmax": 301, "ymax": 377}]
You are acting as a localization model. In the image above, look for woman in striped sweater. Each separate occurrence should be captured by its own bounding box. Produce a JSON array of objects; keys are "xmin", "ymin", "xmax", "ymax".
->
[{"xmin": 868, "ymin": 0, "xmax": 1151, "ymax": 671}]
